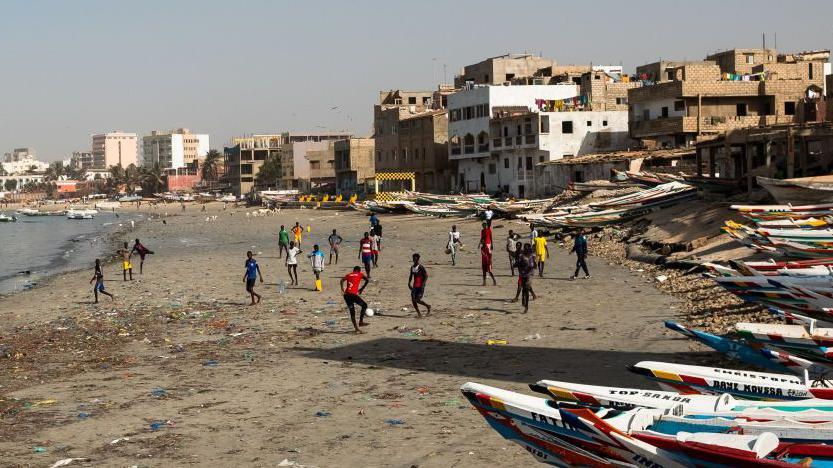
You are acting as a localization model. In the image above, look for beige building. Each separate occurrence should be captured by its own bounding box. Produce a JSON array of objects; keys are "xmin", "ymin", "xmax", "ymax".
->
[
  {"xmin": 142, "ymin": 128, "xmax": 209, "ymax": 169},
  {"xmin": 628, "ymin": 49, "xmax": 829, "ymax": 147},
  {"xmin": 334, "ymin": 138, "xmax": 375, "ymax": 192},
  {"xmin": 91, "ymin": 132, "xmax": 138, "ymax": 169},
  {"xmin": 454, "ymin": 54, "xmax": 557, "ymax": 87},
  {"xmin": 280, "ymin": 132, "xmax": 351, "ymax": 189},
  {"xmin": 224, "ymin": 134, "xmax": 282, "ymax": 196}
]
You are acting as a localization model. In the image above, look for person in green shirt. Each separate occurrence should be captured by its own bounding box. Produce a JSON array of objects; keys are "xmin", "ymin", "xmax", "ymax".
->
[{"xmin": 278, "ymin": 225, "xmax": 290, "ymax": 258}]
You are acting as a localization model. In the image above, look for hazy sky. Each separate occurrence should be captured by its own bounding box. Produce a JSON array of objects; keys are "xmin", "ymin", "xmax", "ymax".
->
[{"xmin": 1, "ymin": 0, "xmax": 832, "ymax": 161}]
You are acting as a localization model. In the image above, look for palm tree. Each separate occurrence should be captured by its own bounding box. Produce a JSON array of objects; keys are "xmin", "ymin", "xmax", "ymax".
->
[
  {"xmin": 44, "ymin": 161, "xmax": 66, "ymax": 182},
  {"xmin": 140, "ymin": 163, "xmax": 165, "ymax": 194},
  {"xmin": 201, "ymin": 149, "xmax": 221, "ymax": 181}
]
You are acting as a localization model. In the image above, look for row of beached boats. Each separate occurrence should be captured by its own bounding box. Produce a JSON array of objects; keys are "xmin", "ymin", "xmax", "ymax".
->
[
  {"xmin": 723, "ymin": 202, "xmax": 833, "ymax": 258},
  {"xmin": 351, "ymin": 191, "xmax": 556, "ymax": 218}
]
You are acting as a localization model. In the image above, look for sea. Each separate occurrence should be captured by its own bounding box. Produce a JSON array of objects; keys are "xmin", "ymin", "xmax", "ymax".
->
[{"xmin": 0, "ymin": 211, "xmax": 145, "ymax": 295}]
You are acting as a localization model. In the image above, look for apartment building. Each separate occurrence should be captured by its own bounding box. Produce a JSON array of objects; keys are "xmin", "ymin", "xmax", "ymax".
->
[
  {"xmin": 281, "ymin": 132, "xmax": 351, "ymax": 189},
  {"xmin": 91, "ymin": 132, "xmax": 138, "ymax": 169},
  {"xmin": 224, "ymin": 134, "xmax": 283, "ymax": 196},
  {"xmin": 628, "ymin": 49, "xmax": 829, "ymax": 148},
  {"xmin": 334, "ymin": 138, "xmax": 375, "ymax": 192},
  {"xmin": 3, "ymin": 147, "xmax": 36, "ymax": 163},
  {"xmin": 454, "ymin": 54, "xmax": 557, "ymax": 87},
  {"xmin": 142, "ymin": 128, "xmax": 209, "ymax": 169},
  {"xmin": 69, "ymin": 151, "xmax": 93, "ymax": 170}
]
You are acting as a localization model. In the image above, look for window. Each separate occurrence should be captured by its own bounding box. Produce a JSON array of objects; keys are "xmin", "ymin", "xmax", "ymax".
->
[
  {"xmin": 484, "ymin": 74, "xmax": 489, "ymax": 82},
  {"xmin": 594, "ymin": 74, "xmax": 601, "ymax": 80},
  {"xmin": 736, "ymin": 103, "xmax": 747, "ymax": 117},
  {"xmin": 643, "ymin": 109, "xmax": 650, "ymax": 120},
  {"xmin": 540, "ymin": 115, "xmax": 550, "ymax": 133},
  {"xmin": 504, "ymin": 158, "xmax": 509, "ymax": 169},
  {"xmin": 616, "ymin": 97, "xmax": 627, "ymax": 105},
  {"xmin": 602, "ymin": 120, "xmax": 608, "ymax": 126},
  {"xmin": 241, "ymin": 164, "xmax": 253, "ymax": 175},
  {"xmin": 526, "ymin": 157, "xmax": 533, "ymax": 170},
  {"xmin": 745, "ymin": 54, "xmax": 755, "ymax": 64},
  {"xmin": 785, "ymin": 101, "xmax": 796, "ymax": 115},
  {"xmin": 674, "ymin": 100, "xmax": 685, "ymax": 111},
  {"xmin": 376, "ymin": 150, "xmax": 381, "ymax": 162},
  {"xmin": 505, "ymin": 73, "xmax": 515, "ymax": 82},
  {"xmin": 422, "ymin": 96, "xmax": 430, "ymax": 104},
  {"xmin": 586, "ymin": 120, "xmax": 592, "ymax": 127},
  {"xmin": 574, "ymin": 171, "xmax": 585, "ymax": 183},
  {"xmin": 809, "ymin": 63, "xmax": 814, "ymax": 80},
  {"xmin": 666, "ymin": 70, "xmax": 674, "ymax": 81},
  {"xmin": 561, "ymin": 121, "xmax": 573, "ymax": 134},
  {"xmin": 408, "ymin": 96, "xmax": 417, "ymax": 105},
  {"xmin": 488, "ymin": 163, "xmax": 496, "ymax": 174},
  {"xmin": 538, "ymin": 156, "xmax": 545, "ymax": 163},
  {"xmin": 661, "ymin": 106, "xmax": 669, "ymax": 118}
]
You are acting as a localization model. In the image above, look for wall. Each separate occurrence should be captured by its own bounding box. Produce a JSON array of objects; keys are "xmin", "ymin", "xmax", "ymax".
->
[{"xmin": 170, "ymin": 134, "xmax": 185, "ymax": 169}]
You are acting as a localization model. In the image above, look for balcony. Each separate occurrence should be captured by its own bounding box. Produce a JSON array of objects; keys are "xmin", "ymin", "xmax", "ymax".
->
[
  {"xmin": 516, "ymin": 169, "xmax": 534, "ymax": 180},
  {"xmin": 524, "ymin": 135, "xmax": 536, "ymax": 145},
  {"xmin": 492, "ymin": 138, "xmax": 502, "ymax": 148},
  {"xmin": 478, "ymin": 143, "xmax": 490, "ymax": 152}
]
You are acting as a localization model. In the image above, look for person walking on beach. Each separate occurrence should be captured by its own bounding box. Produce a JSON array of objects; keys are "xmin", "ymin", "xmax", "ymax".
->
[
  {"xmin": 370, "ymin": 229, "xmax": 381, "ymax": 267},
  {"xmin": 278, "ymin": 225, "xmax": 290, "ymax": 259},
  {"xmin": 307, "ymin": 244, "xmax": 325, "ymax": 291},
  {"xmin": 447, "ymin": 225, "xmax": 461, "ymax": 266},
  {"xmin": 511, "ymin": 244, "xmax": 537, "ymax": 313},
  {"xmin": 358, "ymin": 232, "xmax": 373, "ymax": 278},
  {"xmin": 117, "ymin": 242, "xmax": 133, "ymax": 281},
  {"xmin": 243, "ymin": 250, "xmax": 263, "ymax": 305},
  {"xmin": 369, "ymin": 212, "xmax": 379, "ymax": 230},
  {"xmin": 286, "ymin": 241, "xmax": 301, "ymax": 286},
  {"xmin": 479, "ymin": 222, "xmax": 496, "ymax": 285},
  {"xmin": 89, "ymin": 259, "xmax": 114, "ymax": 303},
  {"xmin": 292, "ymin": 222, "xmax": 303, "ymax": 249},
  {"xmin": 480, "ymin": 221, "xmax": 493, "ymax": 253},
  {"xmin": 506, "ymin": 230, "xmax": 519, "ymax": 276},
  {"xmin": 529, "ymin": 223, "xmax": 539, "ymax": 240},
  {"xmin": 534, "ymin": 234, "xmax": 550, "ymax": 277},
  {"xmin": 408, "ymin": 253, "xmax": 431, "ymax": 318},
  {"xmin": 341, "ymin": 266, "xmax": 369, "ymax": 334},
  {"xmin": 483, "ymin": 207, "xmax": 494, "ymax": 225},
  {"xmin": 327, "ymin": 229, "xmax": 343, "ymax": 265},
  {"xmin": 372, "ymin": 222, "xmax": 383, "ymax": 250},
  {"xmin": 131, "ymin": 239, "xmax": 154, "ymax": 275},
  {"xmin": 571, "ymin": 230, "xmax": 591, "ymax": 279}
]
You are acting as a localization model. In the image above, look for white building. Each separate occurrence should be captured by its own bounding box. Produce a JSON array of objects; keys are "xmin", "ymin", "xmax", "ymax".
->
[
  {"xmin": 447, "ymin": 84, "xmax": 633, "ymax": 197},
  {"xmin": 1, "ymin": 154, "xmax": 50, "ymax": 175},
  {"xmin": 142, "ymin": 129, "xmax": 209, "ymax": 169}
]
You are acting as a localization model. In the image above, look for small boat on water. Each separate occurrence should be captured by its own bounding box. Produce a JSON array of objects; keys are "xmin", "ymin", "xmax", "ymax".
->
[
  {"xmin": 16, "ymin": 208, "xmax": 49, "ymax": 216},
  {"xmin": 0, "ymin": 213, "xmax": 18, "ymax": 222},
  {"xmin": 758, "ymin": 175, "xmax": 833, "ymax": 205},
  {"xmin": 95, "ymin": 201, "xmax": 121, "ymax": 210},
  {"xmin": 118, "ymin": 195, "xmax": 142, "ymax": 202},
  {"xmin": 66, "ymin": 208, "xmax": 97, "ymax": 219}
]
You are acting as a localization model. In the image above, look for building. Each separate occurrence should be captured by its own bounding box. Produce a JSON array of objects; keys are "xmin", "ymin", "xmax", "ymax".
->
[
  {"xmin": 1, "ymin": 152, "xmax": 49, "ymax": 175},
  {"xmin": 91, "ymin": 132, "xmax": 138, "ymax": 169},
  {"xmin": 628, "ymin": 49, "xmax": 829, "ymax": 148},
  {"xmin": 3, "ymin": 147, "xmax": 36, "ymax": 163},
  {"xmin": 142, "ymin": 128, "xmax": 209, "ymax": 169},
  {"xmin": 280, "ymin": 132, "xmax": 352, "ymax": 189},
  {"xmin": 70, "ymin": 151, "xmax": 94, "ymax": 170},
  {"xmin": 223, "ymin": 134, "xmax": 283, "ymax": 196},
  {"xmin": 304, "ymin": 141, "xmax": 339, "ymax": 191},
  {"xmin": 374, "ymin": 88, "xmax": 455, "ymax": 193},
  {"xmin": 454, "ymin": 54, "xmax": 557, "ymax": 87},
  {"xmin": 448, "ymin": 83, "xmax": 637, "ymax": 196},
  {"xmin": 334, "ymin": 138, "xmax": 375, "ymax": 192},
  {"xmin": 580, "ymin": 69, "xmax": 641, "ymax": 111}
]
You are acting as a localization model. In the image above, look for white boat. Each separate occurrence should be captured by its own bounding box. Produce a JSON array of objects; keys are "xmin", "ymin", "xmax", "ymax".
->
[
  {"xmin": 66, "ymin": 209, "xmax": 96, "ymax": 219},
  {"xmin": 758, "ymin": 175, "xmax": 833, "ymax": 204},
  {"xmin": 118, "ymin": 195, "xmax": 142, "ymax": 202},
  {"xmin": 0, "ymin": 213, "xmax": 17, "ymax": 222},
  {"xmin": 95, "ymin": 201, "xmax": 121, "ymax": 210},
  {"xmin": 219, "ymin": 194, "xmax": 237, "ymax": 202},
  {"xmin": 16, "ymin": 208, "xmax": 48, "ymax": 216}
]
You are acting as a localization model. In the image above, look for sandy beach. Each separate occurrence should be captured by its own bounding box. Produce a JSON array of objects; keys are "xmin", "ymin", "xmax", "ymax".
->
[{"xmin": 1, "ymin": 204, "xmax": 700, "ymax": 467}]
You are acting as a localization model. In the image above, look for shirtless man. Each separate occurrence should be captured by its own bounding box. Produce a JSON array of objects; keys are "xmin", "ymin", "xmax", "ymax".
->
[{"xmin": 117, "ymin": 241, "xmax": 133, "ymax": 281}]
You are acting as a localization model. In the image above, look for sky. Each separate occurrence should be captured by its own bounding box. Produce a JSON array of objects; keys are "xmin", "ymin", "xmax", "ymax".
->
[{"xmin": 1, "ymin": 0, "xmax": 832, "ymax": 161}]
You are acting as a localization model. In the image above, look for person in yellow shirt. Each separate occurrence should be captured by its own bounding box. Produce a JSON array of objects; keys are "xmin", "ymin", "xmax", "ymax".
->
[{"xmin": 533, "ymin": 235, "xmax": 549, "ymax": 277}]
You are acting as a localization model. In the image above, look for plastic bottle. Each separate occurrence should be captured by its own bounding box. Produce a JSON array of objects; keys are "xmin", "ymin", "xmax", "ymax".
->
[{"xmin": 277, "ymin": 280, "xmax": 286, "ymax": 294}]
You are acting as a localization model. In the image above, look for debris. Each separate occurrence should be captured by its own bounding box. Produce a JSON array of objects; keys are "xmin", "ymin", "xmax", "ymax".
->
[
  {"xmin": 486, "ymin": 339, "xmax": 507, "ymax": 345},
  {"xmin": 416, "ymin": 386, "xmax": 430, "ymax": 395},
  {"xmin": 203, "ymin": 359, "xmax": 219, "ymax": 367},
  {"xmin": 50, "ymin": 459, "xmax": 91, "ymax": 468},
  {"xmin": 34, "ymin": 446, "xmax": 47, "ymax": 453},
  {"xmin": 522, "ymin": 333, "xmax": 542, "ymax": 341},
  {"xmin": 655, "ymin": 275, "xmax": 668, "ymax": 283},
  {"xmin": 315, "ymin": 411, "xmax": 331, "ymax": 417},
  {"xmin": 77, "ymin": 412, "xmax": 91, "ymax": 419},
  {"xmin": 385, "ymin": 419, "xmax": 406, "ymax": 425},
  {"xmin": 33, "ymin": 399, "xmax": 57, "ymax": 407},
  {"xmin": 109, "ymin": 437, "xmax": 130, "ymax": 445},
  {"xmin": 150, "ymin": 387, "xmax": 167, "ymax": 398}
]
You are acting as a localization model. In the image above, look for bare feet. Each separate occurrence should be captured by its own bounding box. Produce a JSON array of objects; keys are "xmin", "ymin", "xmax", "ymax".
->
[
  {"xmin": 359, "ymin": 322, "xmax": 369, "ymax": 327},
  {"xmin": 509, "ymin": 298, "xmax": 518, "ymax": 303},
  {"xmin": 425, "ymin": 305, "xmax": 431, "ymax": 316},
  {"xmin": 354, "ymin": 329, "xmax": 365, "ymax": 334}
]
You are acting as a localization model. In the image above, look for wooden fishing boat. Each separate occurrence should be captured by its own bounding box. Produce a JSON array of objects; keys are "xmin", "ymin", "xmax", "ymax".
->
[
  {"xmin": 732, "ymin": 202, "xmax": 833, "ymax": 213},
  {"xmin": 681, "ymin": 174, "xmax": 742, "ymax": 194},
  {"xmin": 758, "ymin": 175, "xmax": 833, "ymax": 205},
  {"xmin": 665, "ymin": 321, "xmax": 829, "ymax": 376},
  {"xmin": 628, "ymin": 361, "xmax": 833, "ymax": 400},
  {"xmin": 736, "ymin": 322, "xmax": 833, "ymax": 360}
]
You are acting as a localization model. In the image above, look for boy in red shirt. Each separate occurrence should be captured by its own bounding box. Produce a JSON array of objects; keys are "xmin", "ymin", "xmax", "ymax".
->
[
  {"xmin": 340, "ymin": 266, "xmax": 370, "ymax": 333},
  {"xmin": 408, "ymin": 253, "xmax": 431, "ymax": 318}
]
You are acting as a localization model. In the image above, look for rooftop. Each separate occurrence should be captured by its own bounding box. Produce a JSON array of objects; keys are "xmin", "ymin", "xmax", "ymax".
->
[{"xmin": 540, "ymin": 148, "xmax": 695, "ymax": 166}]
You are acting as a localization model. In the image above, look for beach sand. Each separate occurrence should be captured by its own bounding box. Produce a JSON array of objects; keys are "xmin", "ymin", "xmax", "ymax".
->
[{"xmin": 0, "ymin": 204, "xmax": 693, "ymax": 467}]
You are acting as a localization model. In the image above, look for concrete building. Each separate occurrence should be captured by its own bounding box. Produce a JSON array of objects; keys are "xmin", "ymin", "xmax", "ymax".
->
[
  {"xmin": 280, "ymin": 132, "xmax": 351, "ymax": 189},
  {"xmin": 91, "ymin": 132, "xmax": 138, "ymax": 169},
  {"xmin": 2, "ymin": 153, "xmax": 49, "ymax": 175},
  {"xmin": 454, "ymin": 54, "xmax": 557, "ymax": 87},
  {"xmin": 448, "ymin": 84, "xmax": 585, "ymax": 195},
  {"xmin": 3, "ymin": 147, "xmax": 36, "ymax": 163},
  {"xmin": 142, "ymin": 128, "xmax": 209, "ymax": 169},
  {"xmin": 334, "ymin": 138, "xmax": 375, "ymax": 192},
  {"xmin": 70, "ymin": 151, "xmax": 94, "ymax": 170},
  {"xmin": 629, "ymin": 49, "xmax": 829, "ymax": 148},
  {"xmin": 580, "ymin": 69, "xmax": 641, "ymax": 111},
  {"xmin": 224, "ymin": 134, "xmax": 282, "ymax": 196}
]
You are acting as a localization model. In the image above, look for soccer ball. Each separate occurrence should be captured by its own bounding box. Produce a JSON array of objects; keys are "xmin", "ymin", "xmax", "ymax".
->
[{"xmin": 365, "ymin": 308, "xmax": 375, "ymax": 317}]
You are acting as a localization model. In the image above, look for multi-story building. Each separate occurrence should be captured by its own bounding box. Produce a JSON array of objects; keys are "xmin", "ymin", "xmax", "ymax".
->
[
  {"xmin": 448, "ymin": 84, "xmax": 578, "ymax": 194},
  {"xmin": 281, "ymin": 132, "xmax": 352, "ymax": 189},
  {"xmin": 334, "ymin": 138, "xmax": 375, "ymax": 192},
  {"xmin": 3, "ymin": 147, "xmax": 36, "ymax": 163},
  {"xmin": 628, "ymin": 49, "xmax": 829, "ymax": 148},
  {"xmin": 142, "ymin": 128, "xmax": 209, "ymax": 169},
  {"xmin": 303, "ymin": 141, "xmax": 339, "ymax": 191},
  {"xmin": 1, "ymin": 152, "xmax": 49, "ymax": 175},
  {"xmin": 224, "ymin": 134, "xmax": 282, "ymax": 196},
  {"xmin": 91, "ymin": 132, "xmax": 138, "ymax": 169},
  {"xmin": 374, "ymin": 88, "xmax": 455, "ymax": 193},
  {"xmin": 70, "ymin": 151, "xmax": 94, "ymax": 170}
]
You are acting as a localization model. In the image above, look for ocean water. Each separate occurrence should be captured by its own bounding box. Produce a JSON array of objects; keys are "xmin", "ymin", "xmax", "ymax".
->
[{"xmin": 0, "ymin": 211, "xmax": 144, "ymax": 295}]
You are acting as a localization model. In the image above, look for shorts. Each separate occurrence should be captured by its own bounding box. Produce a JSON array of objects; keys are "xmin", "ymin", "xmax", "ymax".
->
[
  {"xmin": 313, "ymin": 267, "xmax": 323, "ymax": 274},
  {"xmin": 371, "ymin": 250, "xmax": 379, "ymax": 255},
  {"xmin": 411, "ymin": 286, "xmax": 424, "ymax": 301},
  {"xmin": 330, "ymin": 245, "xmax": 339, "ymax": 253},
  {"xmin": 95, "ymin": 281, "xmax": 106, "ymax": 292},
  {"xmin": 343, "ymin": 293, "xmax": 367, "ymax": 313},
  {"xmin": 246, "ymin": 278, "xmax": 256, "ymax": 291},
  {"xmin": 123, "ymin": 261, "xmax": 132, "ymax": 270},
  {"xmin": 362, "ymin": 253, "xmax": 372, "ymax": 265}
]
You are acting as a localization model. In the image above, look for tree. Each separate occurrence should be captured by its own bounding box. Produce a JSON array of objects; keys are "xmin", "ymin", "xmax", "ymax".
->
[
  {"xmin": 140, "ymin": 163, "xmax": 165, "ymax": 194},
  {"xmin": 255, "ymin": 153, "xmax": 282, "ymax": 188},
  {"xmin": 108, "ymin": 164, "xmax": 141, "ymax": 193},
  {"xmin": 44, "ymin": 161, "xmax": 66, "ymax": 182},
  {"xmin": 201, "ymin": 149, "xmax": 221, "ymax": 181},
  {"xmin": 4, "ymin": 179, "xmax": 17, "ymax": 192}
]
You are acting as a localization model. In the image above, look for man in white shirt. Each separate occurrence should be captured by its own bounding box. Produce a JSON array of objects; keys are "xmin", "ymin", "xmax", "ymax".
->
[{"xmin": 285, "ymin": 241, "xmax": 302, "ymax": 286}]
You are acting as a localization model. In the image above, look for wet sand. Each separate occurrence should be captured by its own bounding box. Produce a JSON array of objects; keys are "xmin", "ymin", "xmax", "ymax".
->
[{"xmin": 0, "ymin": 205, "xmax": 693, "ymax": 467}]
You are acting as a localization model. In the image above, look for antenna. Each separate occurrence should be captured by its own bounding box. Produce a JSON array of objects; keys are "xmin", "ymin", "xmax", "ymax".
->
[
  {"xmin": 763, "ymin": 32, "xmax": 766, "ymax": 50},
  {"xmin": 774, "ymin": 32, "xmax": 777, "ymax": 50}
]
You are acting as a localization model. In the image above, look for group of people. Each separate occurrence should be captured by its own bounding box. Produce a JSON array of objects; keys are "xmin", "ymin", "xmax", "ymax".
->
[{"xmin": 90, "ymin": 239, "xmax": 154, "ymax": 303}]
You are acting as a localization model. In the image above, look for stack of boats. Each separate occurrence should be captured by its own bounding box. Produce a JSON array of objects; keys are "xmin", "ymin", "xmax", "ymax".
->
[
  {"xmin": 723, "ymin": 202, "xmax": 833, "ymax": 258},
  {"xmin": 352, "ymin": 191, "xmax": 555, "ymax": 218},
  {"xmin": 525, "ymin": 181, "xmax": 697, "ymax": 228},
  {"xmin": 464, "ymin": 353, "xmax": 833, "ymax": 466}
]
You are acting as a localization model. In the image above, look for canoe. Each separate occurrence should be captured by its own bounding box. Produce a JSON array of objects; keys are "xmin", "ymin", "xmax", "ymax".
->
[
  {"xmin": 682, "ymin": 175, "xmax": 741, "ymax": 194},
  {"xmin": 736, "ymin": 322, "xmax": 833, "ymax": 360},
  {"xmin": 664, "ymin": 321, "xmax": 829, "ymax": 376},
  {"xmin": 628, "ymin": 361, "xmax": 833, "ymax": 400},
  {"xmin": 758, "ymin": 176, "xmax": 833, "ymax": 205}
]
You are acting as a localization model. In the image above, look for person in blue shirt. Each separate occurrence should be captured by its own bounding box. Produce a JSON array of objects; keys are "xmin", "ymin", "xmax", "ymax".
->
[
  {"xmin": 369, "ymin": 213, "xmax": 379, "ymax": 229},
  {"xmin": 570, "ymin": 231, "xmax": 591, "ymax": 280},
  {"xmin": 307, "ymin": 244, "xmax": 326, "ymax": 291},
  {"xmin": 243, "ymin": 250, "xmax": 264, "ymax": 305}
]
